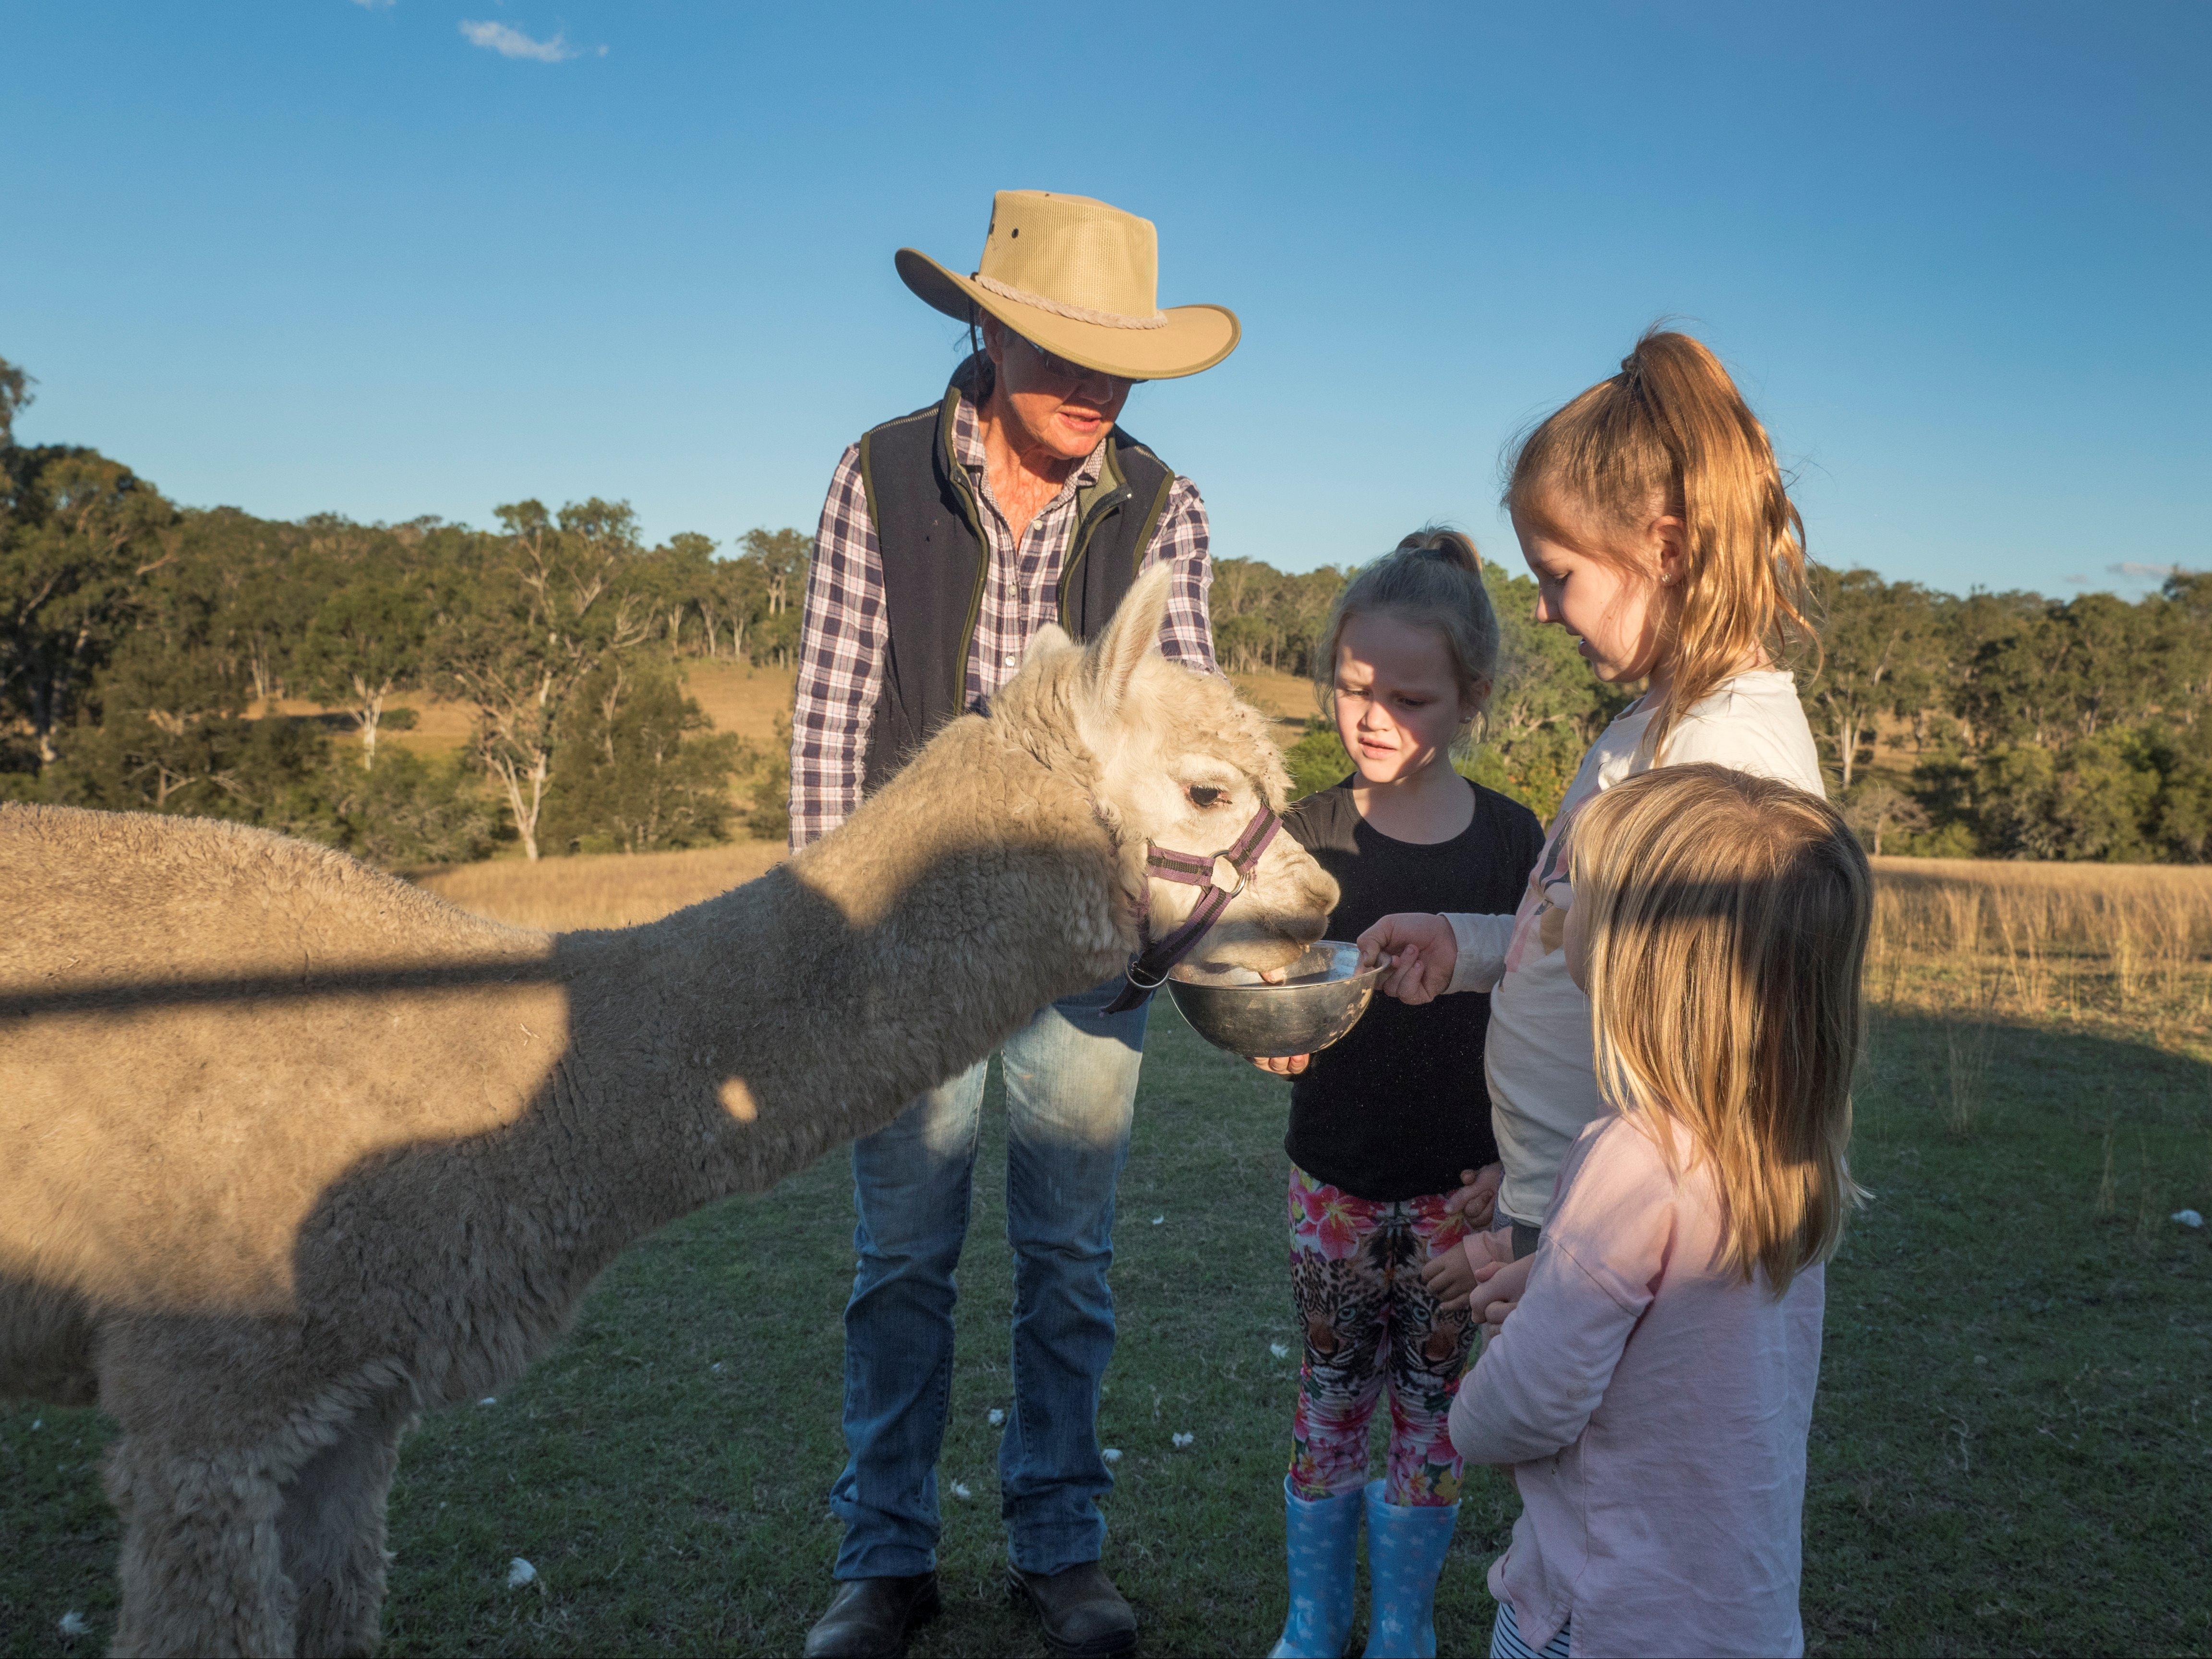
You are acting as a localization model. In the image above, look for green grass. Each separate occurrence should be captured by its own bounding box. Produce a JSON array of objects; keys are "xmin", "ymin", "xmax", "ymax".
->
[{"xmin": 5, "ymin": 1000, "xmax": 2209, "ymax": 1655}]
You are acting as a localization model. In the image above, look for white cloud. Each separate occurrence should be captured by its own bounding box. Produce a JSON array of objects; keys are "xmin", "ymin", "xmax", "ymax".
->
[
  {"xmin": 2107, "ymin": 561, "xmax": 2181, "ymax": 581},
  {"xmin": 349, "ymin": 0, "xmax": 396, "ymax": 9},
  {"xmin": 460, "ymin": 20, "xmax": 579, "ymax": 61}
]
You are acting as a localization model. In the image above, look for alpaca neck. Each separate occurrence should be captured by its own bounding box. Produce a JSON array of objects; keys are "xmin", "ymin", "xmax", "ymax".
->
[{"xmin": 562, "ymin": 711, "xmax": 1126, "ymax": 1244}]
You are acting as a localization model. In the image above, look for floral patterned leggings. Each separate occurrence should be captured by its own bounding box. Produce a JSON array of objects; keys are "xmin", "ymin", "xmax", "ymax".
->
[{"xmin": 1287, "ymin": 1164, "xmax": 1478, "ymax": 1507}]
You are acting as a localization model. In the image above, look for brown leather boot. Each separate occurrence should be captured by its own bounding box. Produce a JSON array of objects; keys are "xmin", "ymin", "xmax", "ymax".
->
[
  {"xmin": 1008, "ymin": 1562, "xmax": 1138, "ymax": 1658},
  {"xmin": 802, "ymin": 1573, "xmax": 941, "ymax": 1659}
]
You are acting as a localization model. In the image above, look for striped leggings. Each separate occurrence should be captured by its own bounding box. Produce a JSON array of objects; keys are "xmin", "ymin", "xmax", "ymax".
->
[{"xmin": 1491, "ymin": 1599, "xmax": 1572, "ymax": 1658}]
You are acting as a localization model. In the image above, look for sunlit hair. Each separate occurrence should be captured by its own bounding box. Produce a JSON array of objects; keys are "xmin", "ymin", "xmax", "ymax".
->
[
  {"xmin": 1312, "ymin": 528, "xmax": 1502, "ymax": 758},
  {"xmin": 1505, "ymin": 328, "xmax": 1819, "ymax": 758},
  {"xmin": 1569, "ymin": 764, "xmax": 1869, "ymax": 1294}
]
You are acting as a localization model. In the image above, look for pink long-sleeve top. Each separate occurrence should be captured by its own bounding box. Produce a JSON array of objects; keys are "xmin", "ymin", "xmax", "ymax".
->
[{"xmin": 1449, "ymin": 1112, "xmax": 1825, "ymax": 1659}]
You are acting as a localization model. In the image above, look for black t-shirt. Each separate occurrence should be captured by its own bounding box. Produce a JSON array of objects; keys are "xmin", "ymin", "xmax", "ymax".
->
[{"xmin": 1281, "ymin": 776, "xmax": 1546, "ymax": 1202}]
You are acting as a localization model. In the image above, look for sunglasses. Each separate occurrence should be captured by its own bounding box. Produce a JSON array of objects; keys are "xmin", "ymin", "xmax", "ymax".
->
[{"xmin": 1009, "ymin": 333, "xmax": 1144, "ymax": 389}]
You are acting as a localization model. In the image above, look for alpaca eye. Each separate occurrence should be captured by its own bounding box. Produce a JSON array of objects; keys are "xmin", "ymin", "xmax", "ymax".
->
[{"xmin": 1187, "ymin": 786, "xmax": 1227, "ymax": 809}]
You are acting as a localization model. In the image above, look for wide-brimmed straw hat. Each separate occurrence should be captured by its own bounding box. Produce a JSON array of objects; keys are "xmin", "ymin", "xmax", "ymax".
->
[{"xmin": 896, "ymin": 191, "xmax": 1239, "ymax": 382}]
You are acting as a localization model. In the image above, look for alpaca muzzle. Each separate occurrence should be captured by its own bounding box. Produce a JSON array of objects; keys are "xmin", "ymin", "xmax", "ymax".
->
[{"xmin": 1103, "ymin": 803, "xmax": 1282, "ymax": 1014}]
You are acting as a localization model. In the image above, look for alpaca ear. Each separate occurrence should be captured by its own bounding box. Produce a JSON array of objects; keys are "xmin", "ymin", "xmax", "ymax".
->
[
  {"xmin": 1084, "ymin": 565, "xmax": 1174, "ymax": 716},
  {"xmin": 1023, "ymin": 622, "xmax": 1074, "ymax": 664}
]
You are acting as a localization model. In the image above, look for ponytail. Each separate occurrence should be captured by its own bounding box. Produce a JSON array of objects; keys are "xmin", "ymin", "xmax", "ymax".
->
[{"xmin": 1505, "ymin": 328, "xmax": 1818, "ymax": 757}]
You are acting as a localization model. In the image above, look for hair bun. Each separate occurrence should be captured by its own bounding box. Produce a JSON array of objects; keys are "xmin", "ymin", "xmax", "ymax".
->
[{"xmin": 1394, "ymin": 527, "xmax": 1482, "ymax": 575}]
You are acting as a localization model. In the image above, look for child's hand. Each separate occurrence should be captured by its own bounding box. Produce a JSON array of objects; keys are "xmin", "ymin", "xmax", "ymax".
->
[
  {"xmin": 1355, "ymin": 913, "xmax": 1458, "ymax": 1005},
  {"xmin": 1420, "ymin": 1228, "xmax": 1511, "ymax": 1310},
  {"xmin": 1442, "ymin": 1165, "xmax": 1502, "ymax": 1229},
  {"xmin": 1469, "ymin": 1250, "xmax": 1533, "ymax": 1329},
  {"xmin": 1247, "ymin": 966, "xmax": 1307, "ymax": 1074},
  {"xmin": 1482, "ymin": 1296, "xmax": 1519, "ymax": 1341}
]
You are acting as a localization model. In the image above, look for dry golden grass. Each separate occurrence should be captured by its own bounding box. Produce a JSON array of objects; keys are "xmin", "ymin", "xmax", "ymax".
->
[
  {"xmin": 416, "ymin": 838, "xmax": 2212, "ymax": 1064},
  {"xmin": 1227, "ymin": 668, "xmax": 1316, "ymax": 720},
  {"xmin": 1229, "ymin": 669, "xmax": 1319, "ymax": 749},
  {"xmin": 674, "ymin": 662, "xmax": 797, "ymax": 746},
  {"xmin": 413, "ymin": 839, "xmax": 786, "ymax": 931},
  {"xmin": 256, "ymin": 661, "xmax": 799, "ymax": 762},
  {"xmin": 1870, "ymin": 859, "xmax": 2212, "ymax": 1002},
  {"xmin": 1866, "ymin": 858, "xmax": 2212, "ymax": 1134}
]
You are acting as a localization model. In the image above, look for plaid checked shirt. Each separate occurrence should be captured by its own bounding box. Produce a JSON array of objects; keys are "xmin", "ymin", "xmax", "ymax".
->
[{"xmin": 788, "ymin": 391, "xmax": 1216, "ymax": 848}]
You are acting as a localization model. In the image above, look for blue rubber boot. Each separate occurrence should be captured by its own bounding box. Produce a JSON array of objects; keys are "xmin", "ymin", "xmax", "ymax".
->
[
  {"xmin": 1359, "ymin": 1480, "xmax": 1458, "ymax": 1658},
  {"xmin": 1270, "ymin": 1476, "xmax": 1363, "ymax": 1658}
]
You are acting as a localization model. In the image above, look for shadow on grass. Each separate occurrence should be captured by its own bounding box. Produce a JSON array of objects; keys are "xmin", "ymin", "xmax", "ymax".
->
[{"xmin": 5, "ymin": 1005, "xmax": 2207, "ymax": 1656}]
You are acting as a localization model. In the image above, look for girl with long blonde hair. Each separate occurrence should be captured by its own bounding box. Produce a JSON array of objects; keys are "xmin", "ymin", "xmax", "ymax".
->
[{"xmin": 1450, "ymin": 764, "xmax": 1869, "ymax": 1659}]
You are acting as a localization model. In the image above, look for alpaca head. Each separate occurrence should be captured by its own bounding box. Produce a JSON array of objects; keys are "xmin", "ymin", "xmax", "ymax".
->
[{"xmin": 1005, "ymin": 566, "xmax": 1339, "ymax": 975}]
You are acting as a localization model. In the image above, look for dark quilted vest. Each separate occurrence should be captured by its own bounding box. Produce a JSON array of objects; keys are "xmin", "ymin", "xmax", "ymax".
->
[{"xmin": 856, "ymin": 357, "xmax": 1175, "ymax": 796}]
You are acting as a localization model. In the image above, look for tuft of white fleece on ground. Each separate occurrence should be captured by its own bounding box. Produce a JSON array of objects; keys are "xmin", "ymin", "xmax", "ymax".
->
[{"xmin": 506, "ymin": 1558, "xmax": 537, "ymax": 1589}]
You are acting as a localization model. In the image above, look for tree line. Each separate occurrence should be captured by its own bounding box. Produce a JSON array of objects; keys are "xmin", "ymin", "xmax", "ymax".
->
[
  {"xmin": 1805, "ymin": 565, "xmax": 2210, "ymax": 862},
  {"xmin": 0, "ymin": 358, "xmax": 806, "ymax": 864},
  {"xmin": 1185, "ymin": 552, "xmax": 2212, "ymax": 863},
  {"xmin": 4, "ymin": 354, "xmax": 2205, "ymax": 866}
]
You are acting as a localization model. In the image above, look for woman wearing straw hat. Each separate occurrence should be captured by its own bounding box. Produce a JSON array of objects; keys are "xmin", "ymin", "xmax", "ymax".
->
[{"xmin": 793, "ymin": 192, "xmax": 1237, "ymax": 1659}]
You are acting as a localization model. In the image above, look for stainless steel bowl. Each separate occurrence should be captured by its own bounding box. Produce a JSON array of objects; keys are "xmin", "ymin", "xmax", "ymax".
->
[{"xmin": 1165, "ymin": 941, "xmax": 1384, "ymax": 1060}]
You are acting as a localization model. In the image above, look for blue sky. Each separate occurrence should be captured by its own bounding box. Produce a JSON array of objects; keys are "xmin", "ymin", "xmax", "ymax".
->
[{"xmin": 3, "ymin": 1, "xmax": 2205, "ymax": 599}]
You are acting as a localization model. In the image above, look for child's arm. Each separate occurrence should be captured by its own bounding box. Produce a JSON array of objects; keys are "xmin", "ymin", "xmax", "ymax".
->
[
  {"xmin": 1446, "ymin": 1163, "xmax": 1502, "ymax": 1228},
  {"xmin": 1356, "ymin": 913, "xmax": 1515, "ymax": 1004},
  {"xmin": 1419, "ymin": 1223, "xmax": 1507, "ymax": 1309},
  {"xmin": 1416, "ymin": 1164, "xmax": 1505, "ymax": 1306},
  {"xmin": 1447, "ymin": 1239, "xmax": 1640, "ymax": 1467},
  {"xmin": 1447, "ymin": 1127, "xmax": 1672, "ymax": 1468},
  {"xmin": 1472, "ymin": 1251, "xmax": 1531, "ymax": 1329},
  {"xmin": 1443, "ymin": 912, "xmax": 1517, "ymax": 994}
]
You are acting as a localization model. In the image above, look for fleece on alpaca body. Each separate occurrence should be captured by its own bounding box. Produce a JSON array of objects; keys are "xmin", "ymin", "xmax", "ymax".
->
[{"xmin": 0, "ymin": 571, "xmax": 1334, "ymax": 1657}]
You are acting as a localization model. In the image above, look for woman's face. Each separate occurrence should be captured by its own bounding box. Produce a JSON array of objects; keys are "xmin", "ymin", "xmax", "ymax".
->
[
  {"xmin": 981, "ymin": 318, "xmax": 1133, "ymax": 461},
  {"xmin": 1331, "ymin": 610, "xmax": 1478, "ymax": 788},
  {"xmin": 1512, "ymin": 495, "xmax": 1682, "ymax": 686}
]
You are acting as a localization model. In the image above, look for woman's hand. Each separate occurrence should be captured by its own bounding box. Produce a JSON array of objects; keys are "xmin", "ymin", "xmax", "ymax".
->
[{"xmin": 1355, "ymin": 913, "xmax": 1458, "ymax": 1005}]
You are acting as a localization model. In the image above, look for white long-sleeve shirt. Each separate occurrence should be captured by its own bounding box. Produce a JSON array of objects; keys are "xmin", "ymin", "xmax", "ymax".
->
[{"xmin": 1444, "ymin": 670, "xmax": 1824, "ymax": 1225}]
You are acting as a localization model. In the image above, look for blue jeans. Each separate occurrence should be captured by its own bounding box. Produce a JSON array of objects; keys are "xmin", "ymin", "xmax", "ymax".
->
[{"xmin": 830, "ymin": 975, "xmax": 1148, "ymax": 1580}]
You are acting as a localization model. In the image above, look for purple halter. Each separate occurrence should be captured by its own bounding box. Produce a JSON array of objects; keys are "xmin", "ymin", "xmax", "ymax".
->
[{"xmin": 1103, "ymin": 803, "xmax": 1283, "ymax": 1014}]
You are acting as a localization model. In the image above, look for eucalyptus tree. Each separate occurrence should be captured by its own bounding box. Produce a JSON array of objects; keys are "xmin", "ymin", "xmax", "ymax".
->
[
  {"xmin": 0, "ymin": 448, "xmax": 178, "ymax": 766},
  {"xmin": 296, "ymin": 579, "xmax": 431, "ymax": 768},
  {"xmin": 431, "ymin": 498, "xmax": 652, "ymax": 860},
  {"xmin": 1804, "ymin": 566, "xmax": 1938, "ymax": 790}
]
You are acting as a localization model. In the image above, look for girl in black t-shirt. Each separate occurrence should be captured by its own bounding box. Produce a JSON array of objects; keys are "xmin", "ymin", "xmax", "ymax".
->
[{"xmin": 1260, "ymin": 531, "xmax": 1543, "ymax": 1659}]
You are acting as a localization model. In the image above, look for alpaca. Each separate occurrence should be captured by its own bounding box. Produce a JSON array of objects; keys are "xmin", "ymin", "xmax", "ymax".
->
[{"xmin": 0, "ymin": 570, "xmax": 1337, "ymax": 1658}]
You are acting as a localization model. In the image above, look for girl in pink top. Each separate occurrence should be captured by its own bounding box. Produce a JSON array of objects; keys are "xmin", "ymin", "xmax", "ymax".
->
[{"xmin": 1450, "ymin": 764, "xmax": 1871, "ymax": 1659}]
